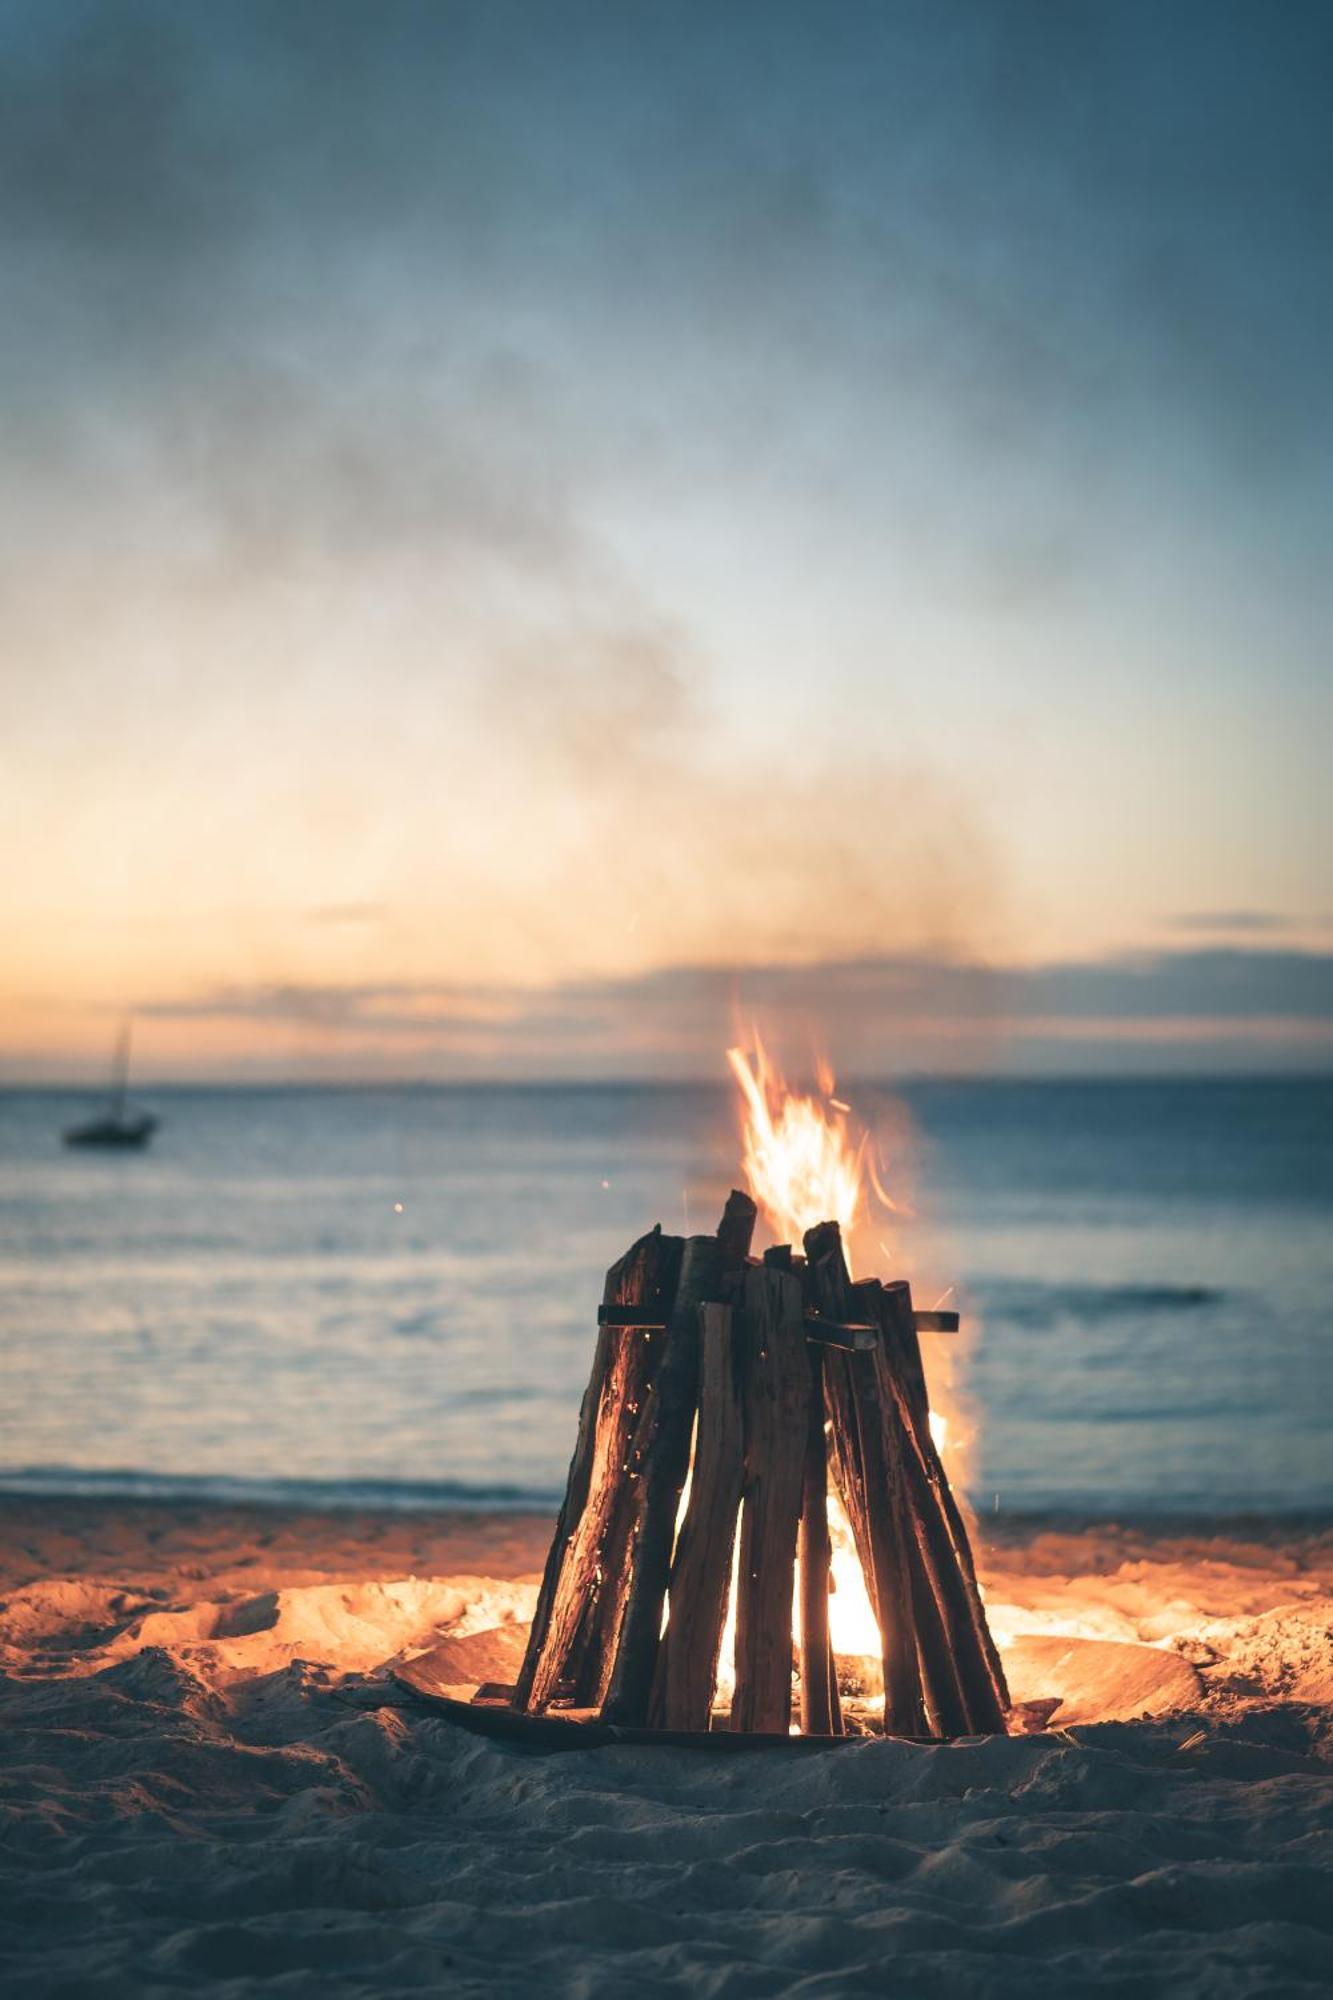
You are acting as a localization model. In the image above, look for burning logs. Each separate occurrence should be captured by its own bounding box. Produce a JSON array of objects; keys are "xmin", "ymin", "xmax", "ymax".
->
[
  {"xmin": 514, "ymin": 1225, "xmax": 683, "ymax": 1713},
  {"xmin": 514, "ymin": 1199, "xmax": 1008, "ymax": 1741},
  {"xmin": 731, "ymin": 1263, "xmax": 809, "ymax": 1733},
  {"xmin": 602, "ymin": 1233, "xmax": 728, "ymax": 1725},
  {"xmin": 798, "ymin": 1335, "xmax": 840, "ymax": 1737},
  {"xmin": 649, "ymin": 1300, "xmax": 743, "ymax": 1730}
]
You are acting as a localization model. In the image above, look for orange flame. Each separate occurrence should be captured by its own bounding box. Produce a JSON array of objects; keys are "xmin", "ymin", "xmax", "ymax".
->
[{"xmin": 726, "ymin": 1037, "xmax": 869, "ymax": 1261}]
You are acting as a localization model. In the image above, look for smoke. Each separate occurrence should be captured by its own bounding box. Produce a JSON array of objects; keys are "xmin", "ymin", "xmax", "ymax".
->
[{"xmin": 5, "ymin": 1, "xmax": 1332, "ymax": 1081}]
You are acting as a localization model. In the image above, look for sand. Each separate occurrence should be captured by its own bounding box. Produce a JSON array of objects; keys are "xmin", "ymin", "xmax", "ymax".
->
[{"xmin": 1, "ymin": 1499, "xmax": 1330, "ymax": 1997}]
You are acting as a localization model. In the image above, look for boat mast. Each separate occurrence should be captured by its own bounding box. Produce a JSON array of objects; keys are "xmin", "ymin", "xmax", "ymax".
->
[{"xmin": 110, "ymin": 1020, "xmax": 132, "ymax": 1112}]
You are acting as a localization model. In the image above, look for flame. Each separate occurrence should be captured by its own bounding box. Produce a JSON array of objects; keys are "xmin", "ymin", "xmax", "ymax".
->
[
  {"xmin": 708, "ymin": 1489, "xmax": 882, "ymax": 1704},
  {"xmin": 824, "ymin": 1492, "xmax": 882, "ymax": 1659},
  {"xmin": 726, "ymin": 1037, "xmax": 870, "ymax": 1261}
]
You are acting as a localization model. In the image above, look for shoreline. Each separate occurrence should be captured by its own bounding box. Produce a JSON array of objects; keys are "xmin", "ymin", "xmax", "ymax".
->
[{"xmin": 5, "ymin": 1477, "xmax": 1331, "ymax": 1527}]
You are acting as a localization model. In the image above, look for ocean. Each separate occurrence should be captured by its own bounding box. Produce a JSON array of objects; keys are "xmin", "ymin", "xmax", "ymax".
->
[{"xmin": 1, "ymin": 1079, "xmax": 1329, "ymax": 1515}]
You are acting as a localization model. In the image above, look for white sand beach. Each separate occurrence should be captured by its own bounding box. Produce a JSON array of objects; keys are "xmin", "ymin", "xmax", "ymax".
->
[{"xmin": 1, "ymin": 1498, "xmax": 1329, "ymax": 1997}]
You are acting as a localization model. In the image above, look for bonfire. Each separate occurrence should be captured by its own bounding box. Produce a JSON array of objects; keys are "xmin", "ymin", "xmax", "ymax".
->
[{"xmin": 458, "ymin": 1044, "xmax": 1009, "ymax": 1742}]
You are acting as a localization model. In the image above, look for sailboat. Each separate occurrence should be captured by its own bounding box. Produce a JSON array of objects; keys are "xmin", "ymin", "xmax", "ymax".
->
[{"xmin": 63, "ymin": 1022, "xmax": 159, "ymax": 1149}]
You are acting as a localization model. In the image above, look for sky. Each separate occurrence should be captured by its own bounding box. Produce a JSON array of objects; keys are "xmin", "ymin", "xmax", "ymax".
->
[{"xmin": 1, "ymin": 0, "xmax": 1330, "ymax": 1081}]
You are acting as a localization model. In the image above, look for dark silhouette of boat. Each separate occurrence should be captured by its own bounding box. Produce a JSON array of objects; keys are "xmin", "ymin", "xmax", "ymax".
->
[{"xmin": 63, "ymin": 1024, "xmax": 159, "ymax": 1149}]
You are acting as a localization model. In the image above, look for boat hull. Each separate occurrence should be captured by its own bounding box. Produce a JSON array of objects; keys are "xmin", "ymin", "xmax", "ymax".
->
[{"xmin": 63, "ymin": 1116, "xmax": 158, "ymax": 1149}]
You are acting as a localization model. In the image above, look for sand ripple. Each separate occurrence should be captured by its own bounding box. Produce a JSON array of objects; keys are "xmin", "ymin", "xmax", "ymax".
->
[{"xmin": 0, "ymin": 1502, "xmax": 1329, "ymax": 1997}]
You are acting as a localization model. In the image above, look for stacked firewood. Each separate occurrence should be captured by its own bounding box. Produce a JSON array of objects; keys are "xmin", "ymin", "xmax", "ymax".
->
[{"xmin": 514, "ymin": 1193, "xmax": 1009, "ymax": 1739}]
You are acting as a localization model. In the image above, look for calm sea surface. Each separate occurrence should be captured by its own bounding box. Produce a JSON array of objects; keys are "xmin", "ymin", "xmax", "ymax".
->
[{"xmin": 1, "ymin": 1081, "xmax": 1329, "ymax": 1513}]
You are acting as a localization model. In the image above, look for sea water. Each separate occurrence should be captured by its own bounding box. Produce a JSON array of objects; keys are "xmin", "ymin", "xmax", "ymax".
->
[{"xmin": 1, "ymin": 1080, "xmax": 1329, "ymax": 1513}]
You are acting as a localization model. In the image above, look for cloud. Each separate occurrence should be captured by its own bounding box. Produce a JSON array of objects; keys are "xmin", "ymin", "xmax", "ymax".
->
[
  {"xmin": 1168, "ymin": 911, "xmax": 1291, "ymax": 934},
  {"xmin": 134, "ymin": 946, "xmax": 1333, "ymax": 1079},
  {"xmin": 4, "ymin": 0, "xmax": 1331, "ymax": 1086},
  {"xmin": 1023, "ymin": 948, "xmax": 1333, "ymax": 1022}
]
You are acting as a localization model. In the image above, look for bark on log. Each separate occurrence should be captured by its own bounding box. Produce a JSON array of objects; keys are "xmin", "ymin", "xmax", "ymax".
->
[
  {"xmin": 881, "ymin": 1285, "xmax": 1007, "ymax": 1701},
  {"xmin": 876, "ymin": 1283, "xmax": 1010, "ymax": 1728},
  {"xmin": 856, "ymin": 1279, "xmax": 971, "ymax": 1738},
  {"xmin": 880, "ymin": 1280, "xmax": 930, "ymax": 1431},
  {"xmin": 798, "ymin": 1341, "xmax": 839, "ymax": 1735},
  {"xmin": 848, "ymin": 1360, "xmax": 932, "ymax": 1736},
  {"xmin": 804, "ymin": 1227, "xmax": 928, "ymax": 1738},
  {"xmin": 716, "ymin": 1188, "xmax": 758, "ymax": 1269},
  {"xmin": 649, "ymin": 1302, "xmax": 743, "ymax": 1730},
  {"xmin": 568, "ymin": 1400, "xmax": 652, "ymax": 1708},
  {"xmin": 601, "ymin": 1234, "xmax": 726, "ymax": 1725},
  {"xmin": 732, "ymin": 1264, "xmax": 810, "ymax": 1735},
  {"xmin": 573, "ymin": 1193, "xmax": 754, "ymax": 1709},
  {"xmin": 516, "ymin": 1227, "xmax": 684, "ymax": 1712}
]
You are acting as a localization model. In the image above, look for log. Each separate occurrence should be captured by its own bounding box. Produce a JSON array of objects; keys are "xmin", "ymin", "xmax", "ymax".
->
[
  {"xmin": 716, "ymin": 1187, "xmax": 758, "ymax": 1268},
  {"xmin": 857, "ymin": 1280, "xmax": 971, "ymax": 1738},
  {"xmin": 576, "ymin": 1190, "xmax": 743, "ymax": 1706},
  {"xmin": 642, "ymin": 1193, "xmax": 757, "ymax": 1727},
  {"xmin": 649, "ymin": 1302, "xmax": 744, "ymax": 1729},
  {"xmin": 732, "ymin": 1264, "xmax": 810, "ymax": 1734},
  {"xmin": 568, "ymin": 1393, "xmax": 653, "ymax": 1708},
  {"xmin": 880, "ymin": 1280, "xmax": 931, "ymax": 1433},
  {"xmin": 881, "ymin": 1285, "xmax": 1001, "ymax": 1683},
  {"xmin": 876, "ymin": 1283, "xmax": 1010, "ymax": 1728},
  {"xmin": 847, "ymin": 1353, "xmax": 933, "ymax": 1737},
  {"xmin": 880, "ymin": 1279, "xmax": 1002, "ymax": 1702},
  {"xmin": 601, "ymin": 1233, "xmax": 726, "ymax": 1725},
  {"xmin": 516, "ymin": 1226, "xmax": 684, "ymax": 1712},
  {"xmin": 798, "ymin": 1341, "xmax": 839, "ymax": 1735},
  {"xmin": 804, "ymin": 1227, "xmax": 928, "ymax": 1738}
]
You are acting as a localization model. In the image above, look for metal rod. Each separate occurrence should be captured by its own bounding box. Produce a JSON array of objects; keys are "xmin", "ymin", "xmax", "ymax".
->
[
  {"xmin": 596, "ymin": 1305, "xmax": 668, "ymax": 1329},
  {"xmin": 801, "ymin": 1313, "xmax": 879, "ymax": 1352}
]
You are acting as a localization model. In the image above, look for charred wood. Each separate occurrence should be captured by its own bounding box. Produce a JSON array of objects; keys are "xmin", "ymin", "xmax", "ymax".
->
[
  {"xmin": 601, "ymin": 1234, "xmax": 726, "ymax": 1725},
  {"xmin": 798, "ymin": 1340, "xmax": 839, "ymax": 1736},
  {"xmin": 517, "ymin": 1226, "xmax": 684, "ymax": 1712},
  {"xmin": 732, "ymin": 1264, "xmax": 809, "ymax": 1734},
  {"xmin": 649, "ymin": 1302, "xmax": 744, "ymax": 1730}
]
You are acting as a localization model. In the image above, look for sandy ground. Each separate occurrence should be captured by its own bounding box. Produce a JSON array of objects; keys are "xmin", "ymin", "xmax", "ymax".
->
[{"xmin": 1, "ymin": 1498, "xmax": 1330, "ymax": 1997}]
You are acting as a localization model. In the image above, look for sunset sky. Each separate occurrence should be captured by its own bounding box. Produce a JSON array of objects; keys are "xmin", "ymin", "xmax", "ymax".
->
[{"xmin": 3, "ymin": 0, "xmax": 1330, "ymax": 1080}]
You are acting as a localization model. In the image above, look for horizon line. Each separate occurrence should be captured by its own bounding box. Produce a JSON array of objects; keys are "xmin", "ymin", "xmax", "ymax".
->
[{"xmin": 6, "ymin": 1069, "xmax": 1333, "ymax": 1093}]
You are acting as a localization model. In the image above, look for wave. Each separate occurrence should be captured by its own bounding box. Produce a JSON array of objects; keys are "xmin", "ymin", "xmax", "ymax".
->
[
  {"xmin": 981, "ymin": 1280, "xmax": 1224, "ymax": 1326},
  {"xmin": 0, "ymin": 1466, "xmax": 563, "ymax": 1513}
]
